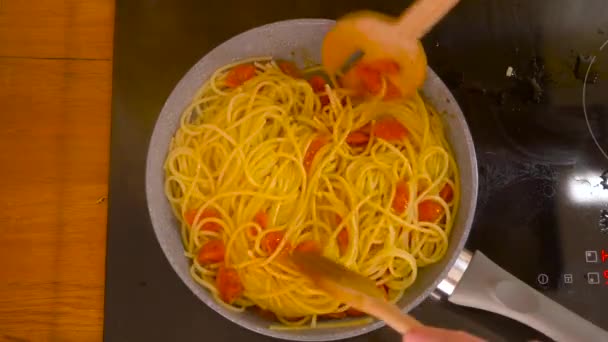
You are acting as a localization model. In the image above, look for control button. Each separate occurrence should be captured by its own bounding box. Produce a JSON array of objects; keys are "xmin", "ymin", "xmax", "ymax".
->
[
  {"xmin": 587, "ymin": 272, "xmax": 600, "ymax": 284},
  {"xmin": 602, "ymin": 249, "xmax": 607, "ymax": 263},
  {"xmin": 585, "ymin": 250, "xmax": 599, "ymax": 263},
  {"xmin": 537, "ymin": 273, "xmax": 549, "ymax": 285},
  {"xmin": 564, "ymin": 274, "xmax": 573, "ymax": 284}
]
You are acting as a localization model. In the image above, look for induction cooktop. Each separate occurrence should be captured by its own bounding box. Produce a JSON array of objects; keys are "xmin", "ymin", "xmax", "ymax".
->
[{"xmin": 104, "ymin": 1, "xmax": 608, "ymax": 341}]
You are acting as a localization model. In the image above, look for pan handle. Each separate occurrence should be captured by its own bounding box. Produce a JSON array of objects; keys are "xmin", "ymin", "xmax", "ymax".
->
[{"xmin": 447, "ymin": 251, "xmax": 608, "ymax": 342}]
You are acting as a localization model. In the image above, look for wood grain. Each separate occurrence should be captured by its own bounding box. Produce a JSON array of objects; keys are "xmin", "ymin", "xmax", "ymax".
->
[
  {"xmin": 0, "ymin": 1, "xmax": 114, "ymax": 341},
  {"xmin": 0, "ymin": 57, "xmax": 111, "ymax": 342},
  {"xmin": 0, "ymin": 0, "xmax": 114, "ymax": 59}
]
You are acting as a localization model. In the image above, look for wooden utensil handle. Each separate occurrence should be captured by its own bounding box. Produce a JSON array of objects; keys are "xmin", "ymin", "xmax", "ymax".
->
[
  {"xmin": 397, "ymin": 0, "xmax": 460, "ymax": 39},
  {"xmin": 365, "ymin": 297, "xmax": 424, "ymax": 335}
]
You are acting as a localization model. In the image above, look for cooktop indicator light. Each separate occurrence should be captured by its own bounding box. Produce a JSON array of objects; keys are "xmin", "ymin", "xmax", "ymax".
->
[{"xmin": 601, "ymin": 249, "xmax": 607, "ymax": 263}]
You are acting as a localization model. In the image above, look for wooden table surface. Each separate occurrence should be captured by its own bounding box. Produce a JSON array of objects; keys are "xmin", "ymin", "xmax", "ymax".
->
[{"xmin": 0, "ymin": 1, "xmax": 115, "ymax": 341}]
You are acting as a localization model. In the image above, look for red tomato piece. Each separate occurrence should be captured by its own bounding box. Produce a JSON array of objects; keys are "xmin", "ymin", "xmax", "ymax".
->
[
  {"xmin": 308, "ymin": 75, "xmax": 327, "ymax": 92},
  {"xmin": 303, "ymin": 136, "xmax": 329, "ymax": 172},
  {"xmin": 337, "ymin": 228, "xmax": 349, "ymax": 255},
  {"xmin": 294, "ymin": 240, "xmax": 321, "ymax": 253},
  {"xmin": 216, "ymin": 265, "xmax": 243, "ymax": 304},
  {"xmin": 372, "ymin": 117, "xmax": 408, "ymax": 142},
  {"xmin": 383, "ymin": 79, "xmax": 402, "ymax": 100},
  {"xmin": 225, "ymin": 63, "xmax": 256, "ymax": 88},
  {"xmin": 255, "ymin": 211, "xmax": 269, "ymax": 229},
  {"xmin": 184, "ymin": 208, "xmax": 222, "ymax": 232},
  {"xmin": 261, "ymin": 231, "xmax": 286, "ymax": 254},
  {"xmin": 357, "ymin": 65, "xmax": 383, "ymax": 95},
  {"xmin": 308, "ymin": 75, "xmax": 330, "ymax": 106},
  {"xmin": 392, "ymin": 180, "xmax": 409, "ymax": 214},
  {"xmin": 197, "ymin": 239, "xmax": 226, "ymax": 264},
  {"xmin": 278, "ymin": 61, "xmax": 302, "ymax": 78},
  {"xmin": 346, "ymin": 131, "xmax": 370, "ymax": 146},
  {"xmin": 418, "ymin": 200, "xmax": 444, "ymax": 222},
  {"xmin": 439, "ymin": 183, "xmax": 454, "ymax": 202},
  {"xmin": 366, "ymin": 59, "xmax": 400, "ymax": 74},
  {"xmin": 340, "ymin": 58, "xmax": 402, "ymax": 100},
  {"xmin": 184, "ymin": 209, "xmax": 198, "ymax": 226},
  {"xmin": 249, "ymin": 210, "xmax": 269, "ymax": 237}
]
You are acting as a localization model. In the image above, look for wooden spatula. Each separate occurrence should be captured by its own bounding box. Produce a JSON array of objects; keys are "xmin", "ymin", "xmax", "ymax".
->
[
  {"xmin": 290, "ymin": 250, "xmax": 423, "ymax": 335},
  {"xmin": 322, "ymin": 0, "xmax": 460, "ymax": 98}
]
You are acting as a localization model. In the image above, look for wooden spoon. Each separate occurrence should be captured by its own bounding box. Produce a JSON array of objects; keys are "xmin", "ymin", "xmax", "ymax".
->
[
  {"xmin": 322, "ymin": 0, "xmax": 460, "ymax": 98},
  {"xmin": 290, "ymin": 250, "xmax": 423, "ymax": 335}
]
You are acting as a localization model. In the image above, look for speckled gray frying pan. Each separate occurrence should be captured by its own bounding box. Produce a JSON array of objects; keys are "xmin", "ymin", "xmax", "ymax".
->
[{"xmin": 146, "ymin": 19, "xmax": 608, "ymax": 341}]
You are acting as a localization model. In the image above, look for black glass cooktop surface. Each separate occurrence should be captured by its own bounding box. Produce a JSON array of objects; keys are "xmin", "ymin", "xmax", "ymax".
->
[{"xmin": 105, "ymin": 1, "xmax": 608, "ymax": 341}]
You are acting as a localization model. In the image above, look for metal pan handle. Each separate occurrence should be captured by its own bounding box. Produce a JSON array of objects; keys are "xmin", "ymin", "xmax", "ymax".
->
[{"xmin": 445, "ymin": 251, "xmax": 608, "ymax": 342}]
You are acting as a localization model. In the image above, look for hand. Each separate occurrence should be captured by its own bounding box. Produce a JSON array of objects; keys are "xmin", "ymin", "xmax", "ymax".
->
[{"xmin": 404, "ymin": 326, "xmax": 485, "ymax": 342}]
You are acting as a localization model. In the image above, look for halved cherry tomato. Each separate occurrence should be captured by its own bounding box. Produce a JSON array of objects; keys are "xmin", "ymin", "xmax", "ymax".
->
[
  {"xmin": 303, "ymin": 136, "xmax": 329, "ymax": 172},
  {"xmin": 346, "ymin": 131, "xmax": 370, "ymax": 146},
  {"xmin": 184, "ymin": 209, "xmax": 198, "ymax": 225},
  {"xmin": 383, "ymin": 80, "xmax": 402, "ymax": 100},
  {"xmin": 372, "ymin": 117, "xmax": 408, "ymax": 142},
  {"xmin": 392, "ymin": 180, "xmax": 409, "ymax": 214},
  {"xmin": 337, "ymin": 228, "xmax": 349, "ymax": 255},
  {"xmin": 261, "ymin": 231, "xmax": 286, "ymax": 254},
  {"xmin": 184, "ymin": 208, "xmax": 222, "ymax": 232},
  {"xmin": 294, "ymin": 240, "xmax": 321, "ymax": 253},
  {"xmin": 308, "ymin": 75, "xmax": 329, "ymax": 106},
  {"xmin": 439, "ymin": 183, "xmax": 454, "ymax": 202},
  {"xmin": 367, "ymin": 59, "xmax": 400, "ymax": 74},
  {"xmin": 225, "ymin": 63, "xmax": 256, "ymax": 88},
  {"xmin": 356, "ymin": 65, "xmax": 383, "ymax": 95},
  {"xmin": 340, "ymin": 67, "xmax": 362, "ymax": 94},
  {"xmin": 249, "ymin": 210, "xmax": 269, "ymax": 236},
  {"xmin": 278, "ymin": 61, "xmax": 302, "ymax": 78},
  {"xmin": 255, "ymin": 211, "xmax": 269, "ymax": 229},
  {"xmin": 418, "ymin": 200, "xmax": 444, "ymax": 222},
  {"xmin": 319, "ymin": 96, "xmax": 330, "ymax": 106},
  {"xmin": 341, "ymin": 59, "xmax": 402, "ymax": 100},
  {"xmin": 308, "ymin": 75, "xmax": 327, "ymax": 92},
  {"xmin": 216, "ymin": 265, "xmax": 243, "ymax": 304},
  {"xmin": 197, "ymin": 239, "xmax": 225, "ymax": 264}
]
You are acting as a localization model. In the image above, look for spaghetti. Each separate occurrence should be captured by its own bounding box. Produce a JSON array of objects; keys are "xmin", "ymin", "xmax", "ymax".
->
[{"xmin": 164, "ymin": 57, "xmax": 459, "ymax": 328}]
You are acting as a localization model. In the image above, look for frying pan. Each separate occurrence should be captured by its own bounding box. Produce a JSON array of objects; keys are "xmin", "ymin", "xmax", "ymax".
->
[{"xmin": 145, "ymin": 19, "xmax": 607, "ymax": 341}]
